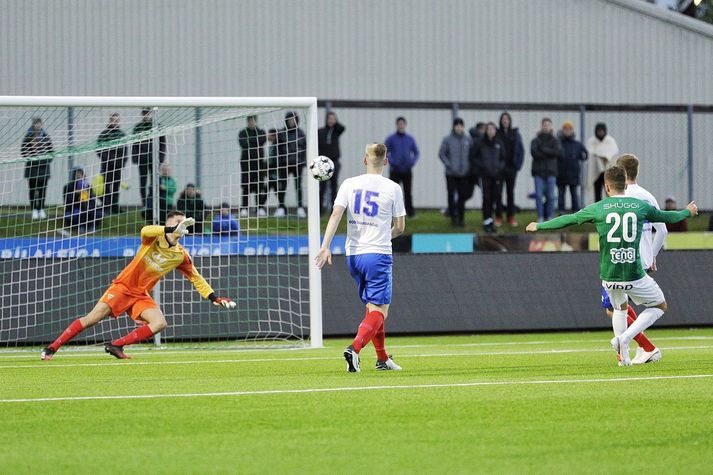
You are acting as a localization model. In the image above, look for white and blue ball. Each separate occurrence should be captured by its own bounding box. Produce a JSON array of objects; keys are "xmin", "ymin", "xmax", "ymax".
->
[{"xmin": 309, "ymin": 156, "xmax": 335, "ymax": 182}]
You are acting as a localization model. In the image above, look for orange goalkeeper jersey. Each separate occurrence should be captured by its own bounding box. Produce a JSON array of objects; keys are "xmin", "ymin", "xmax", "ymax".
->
[{"xmin": 111, "ymin": 225, "xmax": 214, "ymax": 298}]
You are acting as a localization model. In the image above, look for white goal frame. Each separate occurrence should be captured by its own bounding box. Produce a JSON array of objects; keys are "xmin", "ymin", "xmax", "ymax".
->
[{"xmin": 0, "ymin": 96, "xmax": 323, "ymax": 348}]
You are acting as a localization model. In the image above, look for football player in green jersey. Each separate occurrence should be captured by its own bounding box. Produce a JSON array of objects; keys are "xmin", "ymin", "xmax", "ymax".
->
[{"xmin": 526, "ymin": 166, "xmax": 697, "ymax": 365}]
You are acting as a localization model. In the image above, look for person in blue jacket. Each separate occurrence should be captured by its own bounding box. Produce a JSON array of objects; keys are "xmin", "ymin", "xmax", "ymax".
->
[
  {"xmin": 557, "ymin": 121, "xmax": 588, "ymax": 213},
  {"xmin": 384, "ymin": 117, "xmax": 419, "ymax": 217},
  {"xmin": 212, "ymin": 203, "xmax": 240, "ymax": 236}
]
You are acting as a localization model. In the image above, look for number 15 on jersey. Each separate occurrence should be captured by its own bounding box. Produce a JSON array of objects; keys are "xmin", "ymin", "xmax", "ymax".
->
[{"xmin": 353, "ymin": 189, "xmax": 380, "ymax": 217}]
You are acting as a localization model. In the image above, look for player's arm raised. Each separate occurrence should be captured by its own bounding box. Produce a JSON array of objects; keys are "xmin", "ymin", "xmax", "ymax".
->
[
  {"xmin": 645, "ymin": 201, "xmax": 697, "ymax": 223},
  {"xmin": 177, "ymin": 254, "xmax": 236, "ymax": 309},
  {"xmin": 526, "ymin": 205, "xmax": 595, "ymax": 232},
  {"xmin": 315, "ymin": 205, "xmax": 345, "ymax": 269}
]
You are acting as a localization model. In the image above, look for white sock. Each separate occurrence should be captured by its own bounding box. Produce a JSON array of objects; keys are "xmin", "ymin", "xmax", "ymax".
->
[
  {"xmin": 622, "ymin": 307, "xmax": 664, "ymax": 342},
  {"xmin": 612, "ymin": 309, "xmax": 628, "ymax": 336}
]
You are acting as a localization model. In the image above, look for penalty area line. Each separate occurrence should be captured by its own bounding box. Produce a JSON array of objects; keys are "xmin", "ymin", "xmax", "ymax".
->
[{"xmin": 2, "ymin": 374, "xmax": 712, "ymax": 403}]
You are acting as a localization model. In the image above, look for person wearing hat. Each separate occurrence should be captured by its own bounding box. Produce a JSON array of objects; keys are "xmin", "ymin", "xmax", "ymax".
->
[
  {"xmin": 557, "ymin": 121, "xmax": 588, "ymax": 213},
  {"xmin": 21, "ymin": 117, "xmax": 54, "ymax": 220},
  {"xmin": 438, "ymin": 118, "xmax": 473, "ymax": 227},
  {"xmin": 275, "ymin": 111, "xmax": 307, "ymax": 218}
]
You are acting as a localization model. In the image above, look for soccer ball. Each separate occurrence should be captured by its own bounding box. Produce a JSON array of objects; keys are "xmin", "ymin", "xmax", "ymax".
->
[{"xmin": 309, "ymin": 156, "xmax": 335, "ymax": 182}]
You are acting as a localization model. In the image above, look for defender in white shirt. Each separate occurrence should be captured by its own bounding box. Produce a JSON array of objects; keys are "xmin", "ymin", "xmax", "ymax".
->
[
  {"xmin": 316, "ymin": 143, "xmax": 406, "ymax": 372},
  {"xmin": 599, "ymin": 154, "xmax": 665, "ymax": 365}
]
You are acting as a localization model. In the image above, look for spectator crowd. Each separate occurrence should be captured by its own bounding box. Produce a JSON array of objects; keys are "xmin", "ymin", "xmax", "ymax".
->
[{"xmin": 19, "ymin": 109, "xmax": 693, "ymax": 235}]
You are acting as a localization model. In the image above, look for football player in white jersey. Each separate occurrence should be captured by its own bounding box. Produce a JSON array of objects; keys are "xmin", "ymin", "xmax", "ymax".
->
[
  {"xmin": 315, "ymin": 143, "xmax": 406, "ymax": 372},
  {"xmin": 599, "ymin": 154, "xmax": 667, "ymax": 364}
]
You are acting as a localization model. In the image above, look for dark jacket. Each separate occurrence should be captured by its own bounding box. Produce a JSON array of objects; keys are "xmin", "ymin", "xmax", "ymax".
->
[
  {"xmin": 212, "ymin": 214, "xmax": 240, "ymax": 236},
  {"xmin": 131, "ymin": 120, "xmax": 166, "ymax": 164},
  {"xmin": 278, "ymin": 116, "xmax": 307, "ymax": 168},
  {"xmin": 238, "ymin": 126, "xmax": 266, "ymax": 161},
  {"xmin": 177, "ymin": 191, "xmax": 206, "ymax": 234},
  {"xmin": 438, "ymin": 132, "xmax": 472, "ymax": 177},
  {"xmin": 470, "ymin": 135, "xmax": 506, "ymax": 179},
  {"xmin": 384, "ymin": 132, "xmax": 419, "ymax": 174},
  {"xmin": 21, "ymin": 128, "xmax": 53, "ymax": 179},
  {"xmin": 496, "ymin": 127, "xmax": 525, "ymax": 171},
  {"xmin": 530, "ymin": 132, "xmax": 561, "ymax": 178},
  {"xmin": 557, "ymin": 133, "xmax": 588, "ymax": 185},
  {"xmin": 318, "ymin": 122, "xmax": 345, "ymax": 161},
  {"xmin": 63, "ymin": 174, "xmax": 101, "ymax": 228},
  {"xmin": 97, "ymin": 126, "xmax": 127, "ymax": 165},
  {"xmin": 239, "ymin": 126, "xmax": 267, "ymax": 173}
]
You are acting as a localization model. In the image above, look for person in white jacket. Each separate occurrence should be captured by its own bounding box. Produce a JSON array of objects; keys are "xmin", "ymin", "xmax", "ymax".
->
[{"xmin": 586, "ymin": 122, "xmax": 619, "ymax": 203}]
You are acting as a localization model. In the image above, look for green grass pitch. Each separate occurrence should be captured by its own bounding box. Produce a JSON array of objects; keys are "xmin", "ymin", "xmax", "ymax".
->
[{"xmin": 2, "ymin": 329, "xmax": 713, "ymax": 474}]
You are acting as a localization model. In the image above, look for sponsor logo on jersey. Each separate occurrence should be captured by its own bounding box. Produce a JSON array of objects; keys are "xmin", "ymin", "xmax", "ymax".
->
[
  {"xmin": 603, "ymin": 202, "xmax": 640, "ymax": 210},
  {"xmin": 604, "ymin": 282, "xmax": 634, "ymax": 290},
  {"xmin": 106, "ymin": 293, "xmax": 114, "ymax": 299},
  {"xmin": 610, "ymin": 247, "xmax": 636, "ymax": 264}
]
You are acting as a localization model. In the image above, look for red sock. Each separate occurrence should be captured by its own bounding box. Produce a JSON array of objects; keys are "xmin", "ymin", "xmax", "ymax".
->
[
  {"xmin": 627, "ymin": 307, "xmax": 656, "ymax": 352},
  {"xmin": 372, "ymin": 320, "xmax": 388, "ymax": 361},
  {"xmin": 351, "ymin": 310, "xmax": 384, "ymax": 353},
  {"xmin": 49, "ymin": 319, "xmax": 85, "ymax": 351},
  {"xmin": 112, "ymin": 325, "xmax": 154, "ymax": 347}
]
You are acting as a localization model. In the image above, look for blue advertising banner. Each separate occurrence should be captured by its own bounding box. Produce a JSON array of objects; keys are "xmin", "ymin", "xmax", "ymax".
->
[
  {"xmin": 412, "ymin": 233, "xmax": 473, "ymax": 253},
  {"xmin": 0, "ymin": 235, "xmax": 348, "ymax": 258}
]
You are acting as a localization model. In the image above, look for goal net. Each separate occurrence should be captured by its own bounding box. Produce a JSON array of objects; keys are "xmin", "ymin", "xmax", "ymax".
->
[{"xmin": 0, "ymin": 97, "xmax": 323, "ymax": 349}]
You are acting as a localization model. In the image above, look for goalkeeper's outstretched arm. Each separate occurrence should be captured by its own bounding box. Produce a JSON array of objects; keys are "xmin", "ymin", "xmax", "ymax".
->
[
  {"xmin": 315, "ymin": 205, "xmax": 346, "ymax": 269},
  {"xmin": 177, "ymin": 254, "xmax": 236, "ymax": 309}
]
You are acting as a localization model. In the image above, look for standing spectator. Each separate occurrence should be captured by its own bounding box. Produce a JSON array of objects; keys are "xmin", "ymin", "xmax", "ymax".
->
[
  {"xmin": 469, "ymin": 122, "xmax": 486, "ymax": 142},
  {"xmin": 177, "ymin": 183, "xmax": 205, "ymax": 234},
  {"xmin": 276, "ymin": 111, "xmax": 307, "ymax": 218},
  {"xmin": 530, "ymin": 118, "xmax": 561, "ymax": 222},
  {"xmin": 63, "ymin": 167, "xmax": 102, "ymax": 234},
  {"xmin": 238, "ymin": 115, "xmax": 267, "ymax": 217},
  {"xmin": 212, "ymin": 203, "xmax": 240, "ymax": 236},
  {"xmin": 145, "ymin": 163, "xmax": 175, "ymax": 224},
  {"xmin": 471, "ymin": 122, "xmax": 505, "ymax": 233},
  {"xmin": 495, "ymin": 112, "xmax": 525, "ymax": 226},
  {"xmin": 385, "ymin": 117, "xmax": 419, "ymax": 217},
  {"xmin": 586, "ymin": 122, "xmax": 618, "ymax": 203},
  {"xmin": 265, "ymin": 128, "xmax": 281, "ymax": 205},
  {"xmin": 131, "ymin": 108, "xmax": 166, "ymax": 210},
  {"xmin": 21, "ymin": 117, "xmax": 54, "ymax": 220},
  {"xmin": 96, "ymin": 113, "xmax": 127, "ymax": 214},
  {"xmin": 665, "ymin": 197, "xmax": 688, "ymax": 232},
  {"xmin": 557, "ymin": 121, "xmax": 588, "ymax": 213},
  {"xmin": 438, "ymin": 118, "xmax": 472, "ymax": 227},
  {"xmin": 317, "ymin": 111, "xmax": 346, "ymax": 213}
]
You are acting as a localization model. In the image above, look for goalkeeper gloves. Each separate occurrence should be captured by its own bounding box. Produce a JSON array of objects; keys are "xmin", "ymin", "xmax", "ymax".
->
[
  {"xmin": 174, "ymin": 217, "xmax": 196, "ymax": 235},
  {"xmin": 209, "ymin": 293, "xmax": 236, "ymax": 309}
]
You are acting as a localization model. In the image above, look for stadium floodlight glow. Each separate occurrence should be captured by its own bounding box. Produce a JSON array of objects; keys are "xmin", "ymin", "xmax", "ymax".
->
[{"xmin": 0, "ymin": 96, "xmax": 323, "ymax": 349}]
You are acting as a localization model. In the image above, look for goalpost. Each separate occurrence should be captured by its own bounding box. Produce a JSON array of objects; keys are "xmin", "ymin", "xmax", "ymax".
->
[{"xmin": 0, "ymin": 96, "xmax": 323, "ymax": 349}]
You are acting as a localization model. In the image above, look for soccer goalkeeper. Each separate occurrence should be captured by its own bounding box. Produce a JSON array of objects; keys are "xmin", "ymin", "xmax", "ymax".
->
[{"xmin": 41, "ymin": 211, "xmax": 236, "ymax": 360}]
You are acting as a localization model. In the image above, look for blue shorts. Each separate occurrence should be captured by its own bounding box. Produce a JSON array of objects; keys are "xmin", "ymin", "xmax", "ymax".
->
[
  {"xmin": 601, "ymin": 286, "xmax": 613, "ymax": 310},
  {"xmin": 347, "ymin": 253, "xmax": 393, "ymax": 305}
]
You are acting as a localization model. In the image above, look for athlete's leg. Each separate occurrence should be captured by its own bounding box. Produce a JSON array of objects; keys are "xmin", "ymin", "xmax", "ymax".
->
[
  {"xmin": 604, "ymin": 305, "xmax": 655, "ymax": 351},
  {"xmin": 47, "ymin": 302, "xmax": 113, "ymax": 352},
  {"xmin": 111, "ymin": 307, "xmax": 166, "ymax": 348}
]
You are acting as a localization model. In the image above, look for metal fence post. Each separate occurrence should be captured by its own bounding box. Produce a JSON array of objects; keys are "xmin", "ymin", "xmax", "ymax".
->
[
  {"xmin": 687, "ymin": 104, "xmax": 694, "ymax": 203},
  {"xmin": 195, "ymin": 107, "xmax": 202, "ymax": 188},
  {"xmin": 67, "ymin": 107, "xmax": 75, "ymax": 173},
  {"xmin": 579, "ymin": 105, "xmax": 586, "ymax": 206},
  {"xmin": 452, "ymin": 103, "xmax": 460, "ymax": 121}
]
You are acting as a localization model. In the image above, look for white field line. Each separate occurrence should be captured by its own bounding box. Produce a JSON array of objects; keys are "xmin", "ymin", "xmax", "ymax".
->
[
  {"xmin": 1, "ymin": 345, "xmax": 712, "ymax": 370},
  {"xmin": 2, "ymin": 374, "xmax": 712, "ymax": 404},
  {"xmin": 1, "ymin": 335, "xmax": 712, "ymax": 360}
]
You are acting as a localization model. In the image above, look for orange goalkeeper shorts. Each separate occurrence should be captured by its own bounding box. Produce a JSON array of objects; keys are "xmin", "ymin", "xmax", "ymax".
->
[{"xmin": 99, "ymin": 284, "xmax": 159, "ymax": 320}]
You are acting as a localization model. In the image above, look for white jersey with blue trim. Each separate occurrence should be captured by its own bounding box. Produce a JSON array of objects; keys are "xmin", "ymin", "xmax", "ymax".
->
[
  {"xmin": 625, "ymin": 183, "xmax": 665, "ymax": 270},
  {"xmin": 334, "ymin": 173, "xmax": 406, "ymax": 256}
]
